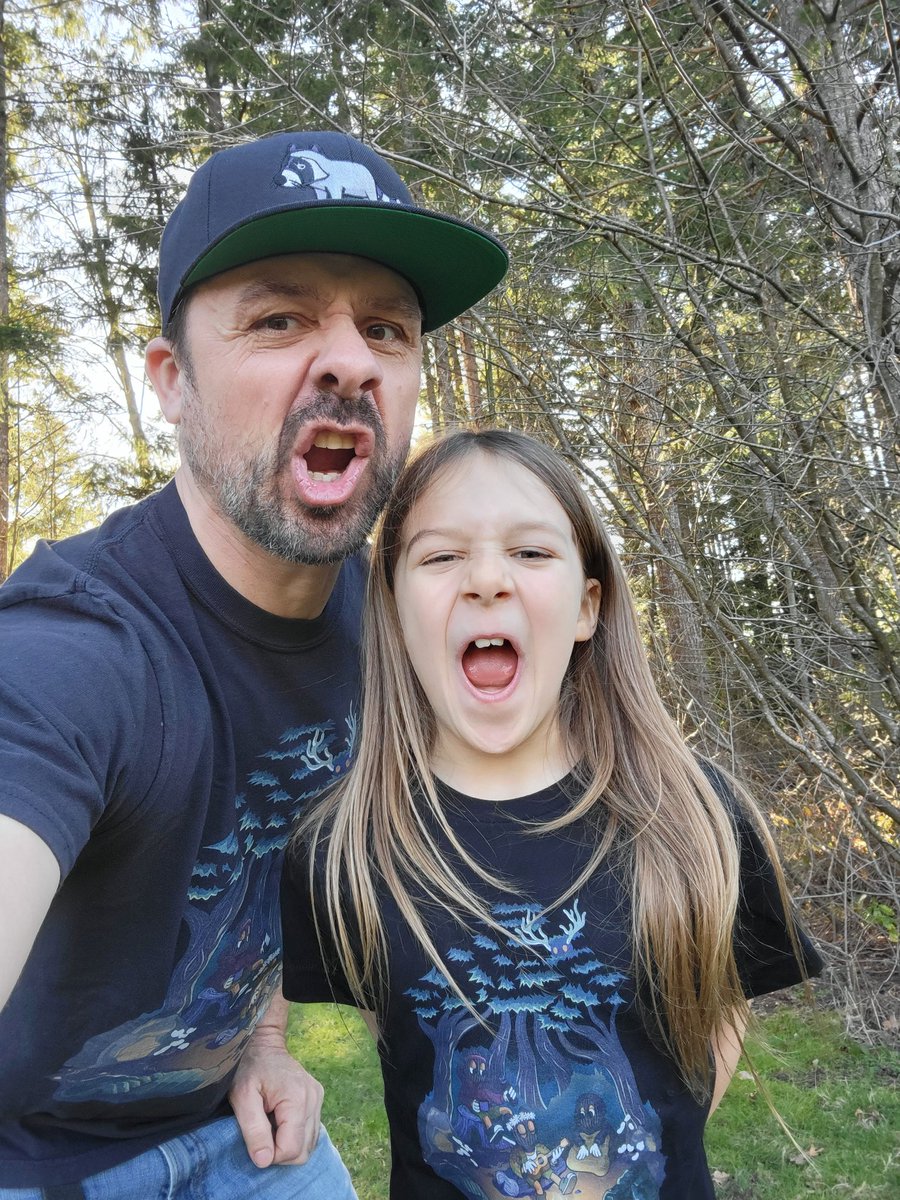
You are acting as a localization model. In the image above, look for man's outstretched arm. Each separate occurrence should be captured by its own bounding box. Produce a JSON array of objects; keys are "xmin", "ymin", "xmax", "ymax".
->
[{"xmin": 0, "ymin": 813, "xmax": 59, "ymax": 1013}]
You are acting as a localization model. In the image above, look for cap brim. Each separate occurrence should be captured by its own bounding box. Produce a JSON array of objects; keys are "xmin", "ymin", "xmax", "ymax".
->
[{"xmin": 180, "ymin": 201, "xmax": 508, "ymax": 332}]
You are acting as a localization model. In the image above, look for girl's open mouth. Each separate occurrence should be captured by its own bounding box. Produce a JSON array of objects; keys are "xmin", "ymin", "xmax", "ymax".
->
[{"xmin": 461, "ymin": 638, "xmax": 519, "ymax": 693}]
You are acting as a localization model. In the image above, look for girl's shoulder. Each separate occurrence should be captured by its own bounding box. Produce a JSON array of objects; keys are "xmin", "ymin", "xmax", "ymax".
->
[{"xmin": 697, "ymin": 757, "xmax": 764, "ymax": 857}]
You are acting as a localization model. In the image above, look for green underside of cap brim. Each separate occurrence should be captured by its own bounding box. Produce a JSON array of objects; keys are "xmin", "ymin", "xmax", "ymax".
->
[{"xmin": 181, "ymin": 205, "xmax": 508, "ymax": 332}]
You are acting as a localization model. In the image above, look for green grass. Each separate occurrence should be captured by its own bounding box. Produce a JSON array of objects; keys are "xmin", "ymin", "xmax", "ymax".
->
[
  {"xmin": 705, "ymin": 1003, "xmax": 899, "ymax": 1199},
  {"xmin": 287, "ymin": 1000, "xmax": 899, "ymax": 1200},
  {"xmin": 286, "ymin": 1004, "xmax": 388, "ymax": 1195}
]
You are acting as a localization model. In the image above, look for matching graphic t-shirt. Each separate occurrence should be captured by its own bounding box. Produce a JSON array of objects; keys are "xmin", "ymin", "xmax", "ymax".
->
[
  {"xmin": 0, "ymin": 481, "xmax": 823, "ymax": 1195},
  {"xmin": 0, "ymin": 483, "xmax": 364, "ymax": 1186},
  {"xmin": 282, "ymin": 774, "xmax": 822, "ymax": 1200}
]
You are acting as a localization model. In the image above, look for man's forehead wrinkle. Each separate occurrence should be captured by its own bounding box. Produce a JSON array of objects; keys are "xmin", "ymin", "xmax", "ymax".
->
[
  {"xmin": 235, "ymin": 279, "xmax": 322, "ymax": 307},
  {"xmin": 230, "ymin": 279, "xmax": 420, "ymax": 321}
]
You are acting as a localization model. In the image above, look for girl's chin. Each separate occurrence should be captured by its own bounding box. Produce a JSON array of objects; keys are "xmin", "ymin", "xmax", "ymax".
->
[{"xmin": 444, "ymin": 729, "xmax": 541, "ymax": 761}]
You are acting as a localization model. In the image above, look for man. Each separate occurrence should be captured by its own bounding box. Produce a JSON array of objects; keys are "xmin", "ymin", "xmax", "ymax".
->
[{"xmin": 0, "ymin": 130, "xmax": 507, "ymax": 1197}]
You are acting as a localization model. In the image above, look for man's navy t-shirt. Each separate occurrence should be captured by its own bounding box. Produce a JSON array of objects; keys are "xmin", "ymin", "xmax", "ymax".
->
[
  {"xmin": 283, "ymin": 773, "xmax": 822, "ymax": 1200},
  {"xmin": 0, "ymin": 482, "xmax": 364, "ymax": 1186}
]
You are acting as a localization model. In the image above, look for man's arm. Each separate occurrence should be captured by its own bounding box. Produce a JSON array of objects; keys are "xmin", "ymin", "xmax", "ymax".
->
[
  {"xmin": 708, "ymin": 1010, "xmax": 749, "ymax": 1117},
  {"xmin": 0, "ymin": 814, "xmax": 60, "ymax": 1013},
  {"xmin": 229, "ymin": 990, "xmax": 324, "ymax": 1167}
]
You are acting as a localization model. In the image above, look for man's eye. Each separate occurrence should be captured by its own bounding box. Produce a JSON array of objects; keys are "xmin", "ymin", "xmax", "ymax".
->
[
  {"xmin": 256, "ymin": 315, "xmax": 294, "ymax": 332},
  {"xmin": 366, "ymin": 323, "xmax": 400, "ymax": 342}
]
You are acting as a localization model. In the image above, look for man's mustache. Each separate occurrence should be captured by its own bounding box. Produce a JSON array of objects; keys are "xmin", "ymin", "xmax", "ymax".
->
[
  {"xmin": 290, "ymin": 390, "xmax": 382, "ymax": 433},
  {"xmin": 277, "ymin": 391, "xmax": 385, "ymax": 465}
]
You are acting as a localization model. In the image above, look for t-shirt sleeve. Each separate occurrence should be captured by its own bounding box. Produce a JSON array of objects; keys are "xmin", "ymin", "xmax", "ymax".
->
[
  {"xmin": 280, "ymin": 839, "xmax": 360, "ymax": 1008},
  {"xmin": 0, "ymin": 578, "xmax": 163, "ymax": 876},
  {"xmin": 733, "ymin": 810, "xmax": 823, "ymax": 997},
  {"xmin": 699, "ymin": 760, "xmax": 823, "ymax": 998}
]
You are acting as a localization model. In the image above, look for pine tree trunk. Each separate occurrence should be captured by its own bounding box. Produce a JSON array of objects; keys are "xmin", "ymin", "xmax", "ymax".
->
[
  {"xmin": 71, "ymin": 133, "xmax": 151, "ymax": 479},
  {"xmin": 0, "ymin": 0, "xmax": 10, "ymax": 583}
]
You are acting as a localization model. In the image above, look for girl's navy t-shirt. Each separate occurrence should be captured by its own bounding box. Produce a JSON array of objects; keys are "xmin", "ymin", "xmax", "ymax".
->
[{"xmin": 282, "ymin": 774, "xmax": 822, "ymax": 1200}]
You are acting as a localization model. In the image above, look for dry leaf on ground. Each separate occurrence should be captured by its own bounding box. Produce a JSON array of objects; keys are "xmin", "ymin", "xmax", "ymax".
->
[{"xmin": 788, "ymin": 1144, "xmax": 823, "ymax": 1165}]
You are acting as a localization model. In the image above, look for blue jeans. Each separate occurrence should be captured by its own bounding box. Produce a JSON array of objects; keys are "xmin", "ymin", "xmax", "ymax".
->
[{"xmin": 0, "ymin": 1117, "xmax": 357, "ymax": 1200}]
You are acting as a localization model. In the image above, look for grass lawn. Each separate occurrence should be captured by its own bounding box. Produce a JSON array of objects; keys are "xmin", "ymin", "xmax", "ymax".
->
[
  {"xmin": 286, "ymin": 999, "xmax": 899, "ymax": 1200},
  {"xmin": 286, "ymin": 1004, "xmax": 388, "ymax": 1196},
  {"xmin": 705, "ymin": 1002, "xmax": 899, "ymax": 1199}
]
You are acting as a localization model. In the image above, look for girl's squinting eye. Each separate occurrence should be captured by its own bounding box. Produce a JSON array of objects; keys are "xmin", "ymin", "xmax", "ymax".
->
[
  {"xmin": 421, "ymin": 551, "xmax": 461, "ymax": 566},
  {"xmin": 515, "ymin": 548, "xmax": 552, "ymax": 560}
]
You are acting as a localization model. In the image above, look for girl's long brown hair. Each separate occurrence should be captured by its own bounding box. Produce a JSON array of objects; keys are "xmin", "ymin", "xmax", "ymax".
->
[{"xmin": 299, "ymin": 428, "xmax": 800, "ymax": 1098}]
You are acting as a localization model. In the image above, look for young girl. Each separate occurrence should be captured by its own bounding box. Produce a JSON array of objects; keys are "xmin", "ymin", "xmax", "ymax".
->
[{"xmin": 281, "ymin": 429, "xmax": 821, "ymax": 1200}]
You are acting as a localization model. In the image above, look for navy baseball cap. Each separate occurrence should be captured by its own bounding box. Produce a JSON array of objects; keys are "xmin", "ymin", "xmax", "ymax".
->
[{"xmin": 158, "ymin": 130, "xmax": 509, "ymax": 333}]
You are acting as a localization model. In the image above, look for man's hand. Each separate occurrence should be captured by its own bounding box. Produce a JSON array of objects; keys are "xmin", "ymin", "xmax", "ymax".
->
[{"xmin": 230, "ymin": 993, "xmax": 323, "ymax": 1168}]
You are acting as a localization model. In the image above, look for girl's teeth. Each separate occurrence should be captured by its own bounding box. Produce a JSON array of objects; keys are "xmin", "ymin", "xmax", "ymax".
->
[{"xmin": 474, "ymin": 638, "xmax": 506, "ymax": 648}]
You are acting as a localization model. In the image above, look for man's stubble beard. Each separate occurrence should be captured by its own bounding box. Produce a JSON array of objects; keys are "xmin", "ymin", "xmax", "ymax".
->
[{"xmin": 179, "ymin": 386, "xmax": 407, "ymax": 566}]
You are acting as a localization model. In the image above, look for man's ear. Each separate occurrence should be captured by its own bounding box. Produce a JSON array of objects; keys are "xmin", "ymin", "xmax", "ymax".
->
[{"xmin": 146, "ymin": 337, "xmax": 186, "ymax": 426}]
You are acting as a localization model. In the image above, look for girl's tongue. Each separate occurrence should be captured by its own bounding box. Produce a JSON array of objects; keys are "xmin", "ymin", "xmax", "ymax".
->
[{"xmin": 461, "ymin": 640, "xmax": 518, "ymax": 691}]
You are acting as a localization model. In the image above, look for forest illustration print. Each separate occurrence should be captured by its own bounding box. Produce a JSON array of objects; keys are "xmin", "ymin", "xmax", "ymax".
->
[
  {"xmin": 51, "ymin": 714, "xmax": 356, "ymax": 1105},
  {"xmin": 409, "ymin": 901, "xmax": 665, "ymax": 1199}
]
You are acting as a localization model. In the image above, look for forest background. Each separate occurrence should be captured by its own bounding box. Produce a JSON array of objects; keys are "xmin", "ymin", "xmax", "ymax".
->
[{"xmin": 1, "ymin": 0, "xmax": 897, "ymax": 1037}]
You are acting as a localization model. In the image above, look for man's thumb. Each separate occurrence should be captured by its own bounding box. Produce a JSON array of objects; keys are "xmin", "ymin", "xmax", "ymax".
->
[{"xmin": 234, "ymin": 1099, "xmax": 276, "ymax": 1168}]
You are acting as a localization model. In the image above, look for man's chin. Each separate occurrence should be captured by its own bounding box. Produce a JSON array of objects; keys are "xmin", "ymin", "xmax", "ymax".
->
[
  {"xmin": 235, "ymin": 500, "xmax": 374, "ymax": 567},
  {"xmin": 214, "ymin": 446, "xmax": 399, "ymax": 565}
]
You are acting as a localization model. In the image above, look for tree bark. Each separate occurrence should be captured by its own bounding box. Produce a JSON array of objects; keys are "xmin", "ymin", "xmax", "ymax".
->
[{"xmin": 0, "ymin": 0, "xmax": 10, "ymax": 582}]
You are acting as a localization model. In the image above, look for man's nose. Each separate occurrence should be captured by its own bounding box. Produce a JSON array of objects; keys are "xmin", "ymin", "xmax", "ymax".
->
[{"xmin": 311, "ymin": 318, "xmax": 383, "ymax": 398}]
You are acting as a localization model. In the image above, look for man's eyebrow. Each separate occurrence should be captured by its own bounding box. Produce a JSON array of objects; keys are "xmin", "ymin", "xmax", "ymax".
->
[
  {"xmin": 363, "ymin": 294, "xmax": 423, "ymax": 323},
  {"xmin": 235, "ymin": 279, "xmax": 321, "ymax": 306},
  {"xmin": 232, "ymin": 280, "xmax": 421, "ymax": 323}
]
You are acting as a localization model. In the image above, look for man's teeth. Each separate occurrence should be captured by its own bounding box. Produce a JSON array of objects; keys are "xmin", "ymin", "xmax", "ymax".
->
[
  {"xmin": 474, "ymin": 638, "xmax": 506, "ymax": 648},
  {"xmin": 313, "ymin": 432, "xmax": 355, "ymax": 450},
  {"xmin": 307, "ymin": 432, "xmax": 355, "ymax": 480}
]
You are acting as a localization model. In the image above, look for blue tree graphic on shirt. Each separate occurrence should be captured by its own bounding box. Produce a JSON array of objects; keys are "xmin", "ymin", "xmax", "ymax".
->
[
  {"xmin": 53, "ymin": 712, "xmax": 356, "ymax": 1103},
  {"xmin": 409, "ymin": 901, "xmax": 664, "ymax": 1199}
]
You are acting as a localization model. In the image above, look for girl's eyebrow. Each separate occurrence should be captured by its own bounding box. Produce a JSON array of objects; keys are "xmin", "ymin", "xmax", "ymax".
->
[
  {"xmin": 404, "ymin": 521, "xmax": 569, "ymax": 554},
  {"xmin": 404, "ymin": 528, "xmax": 450, "ymax": 554}
]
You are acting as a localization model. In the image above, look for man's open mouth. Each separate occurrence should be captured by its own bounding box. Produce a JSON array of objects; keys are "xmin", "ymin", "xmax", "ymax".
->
[
  {"xmin": 291, "ymin": 425, "xmax": 374, "ymax": 505},
  {"xmin": 303, "ymin": 431, "xmax": 358, "ymax": 481}
]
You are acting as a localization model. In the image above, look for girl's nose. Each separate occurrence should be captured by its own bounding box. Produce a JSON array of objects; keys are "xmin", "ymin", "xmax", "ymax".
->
[{"xmin": 463, "ymin": 553, "xmax": 512, "ymax": 604}]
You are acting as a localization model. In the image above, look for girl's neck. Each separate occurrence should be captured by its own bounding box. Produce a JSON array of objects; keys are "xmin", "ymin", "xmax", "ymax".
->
[{"xmin": 430, "ymin": 742, "xmax": 576, "ymax": 801}]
